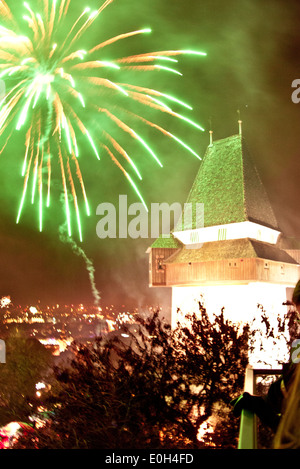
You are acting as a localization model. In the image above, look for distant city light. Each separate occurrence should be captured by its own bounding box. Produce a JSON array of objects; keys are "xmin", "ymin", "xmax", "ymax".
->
[
  {"xmin": 35, "ymin": 382, "xmax": 46, "ymax": 390},
  {"xmin": 0, "ymin": 296, "xmax": 11, "ymax": 308},
  {"xmin": 0, "ymin": 298, "xmax": 152, "ymax": 357}
]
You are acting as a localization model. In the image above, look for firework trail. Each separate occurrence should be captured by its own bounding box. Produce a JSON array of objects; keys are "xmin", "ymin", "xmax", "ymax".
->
[
  {"xmin": 0, "ymin": 0, "xmax": 206, "ymax": 240},
  {"xmin": 59, "ymin": 222, "xmax": 101, "ymax": 305}
]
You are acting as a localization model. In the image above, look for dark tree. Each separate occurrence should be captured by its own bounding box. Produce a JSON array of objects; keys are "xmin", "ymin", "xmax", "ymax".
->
[
  {"xmin": 0, "ymin": 329, "xmax": 52, "ymax": 426},
  {"xmin": 15, "ymin": 304, "xmax": 249, "ymax": 449}
]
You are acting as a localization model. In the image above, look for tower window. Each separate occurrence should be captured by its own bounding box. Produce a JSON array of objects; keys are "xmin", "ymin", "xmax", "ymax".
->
[
  {"xmin": 190, "ymin": 231, "xmax": 200, "ymax": 244},
  {"xmin": 155, "ymin": 255, "xmax": 165, "ymax": 273},
  {"xmin": 218, "ymin": 228, "xmax": 227, "ymax": 240}
]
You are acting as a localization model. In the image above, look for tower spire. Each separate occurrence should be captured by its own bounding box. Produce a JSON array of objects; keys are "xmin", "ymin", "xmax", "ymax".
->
[
  {"xmin": 237, "ymin": 109, "xmax": 242, "ymax": 136},
  {"xmin": 209, "ymin": 116, "xmax": 213, "ymax": 147}
]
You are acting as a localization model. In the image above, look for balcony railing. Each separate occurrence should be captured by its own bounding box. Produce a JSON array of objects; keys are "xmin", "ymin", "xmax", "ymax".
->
[{"xmin": 238, "ymin": 366, "xmax": 283, "ymax": 449}]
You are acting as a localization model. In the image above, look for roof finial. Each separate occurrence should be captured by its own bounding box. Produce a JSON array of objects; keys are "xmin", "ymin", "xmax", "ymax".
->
[
  {"xmin": 237, "ymin": 109, "xmax": 242, "ymax": 136},
  {"xmin": 209, "ymin": 116, "xmax": 213, "ymax": 147}
]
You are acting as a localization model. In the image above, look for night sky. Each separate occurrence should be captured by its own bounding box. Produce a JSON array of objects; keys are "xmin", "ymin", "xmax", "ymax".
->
[{"xmin": 0, "ymin": 0, "xmax": 300, "ymax": 310}]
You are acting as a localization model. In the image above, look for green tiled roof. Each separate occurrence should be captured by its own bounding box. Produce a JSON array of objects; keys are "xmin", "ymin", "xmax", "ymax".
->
[
  {"xmin": 164, "ymin": 238, "xmax": 298, "ymax": 264},
  {"xmin": 151, "ymin": 234, "xmax": 182, "ymax": 249},
  {"xmin": 175, "ymin": 134, "xmax": 279, "ymax": 231}
]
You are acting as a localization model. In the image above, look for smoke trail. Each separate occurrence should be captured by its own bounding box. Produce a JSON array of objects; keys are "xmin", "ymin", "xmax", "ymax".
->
[{"xmin": 59, "ymin": 222, "xmax": 101, "ymax": 306}]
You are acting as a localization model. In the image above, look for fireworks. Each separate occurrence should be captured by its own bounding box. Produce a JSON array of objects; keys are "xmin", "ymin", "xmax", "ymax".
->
[{"xmin": 0, "ymin": 0, "xmax": 206, "ymax": 240}]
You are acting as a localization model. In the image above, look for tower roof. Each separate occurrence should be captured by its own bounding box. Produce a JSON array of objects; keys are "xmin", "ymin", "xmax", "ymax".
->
[
  {"xmin": 163, "ymin": 238, "xmax": 298, "ymax": 265},
  {"xmin": 179, "ymin": 134, "xmax": 279, "ymax": 231}
]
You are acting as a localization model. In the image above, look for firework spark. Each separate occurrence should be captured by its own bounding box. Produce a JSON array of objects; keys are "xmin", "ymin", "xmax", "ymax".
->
[{"xmin": 0, "ymin": 0, "xmax": 206, "ymax": 240}]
